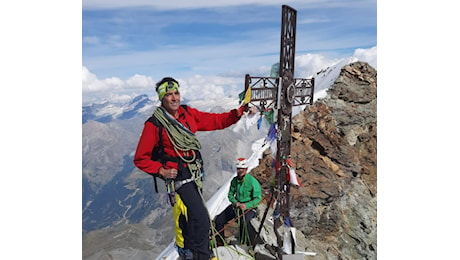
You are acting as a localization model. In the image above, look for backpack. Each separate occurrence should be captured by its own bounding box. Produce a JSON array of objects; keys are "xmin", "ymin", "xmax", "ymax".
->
[{"xmin": 146, "ymin": 105, "xmax": 189, "ymax": 193}]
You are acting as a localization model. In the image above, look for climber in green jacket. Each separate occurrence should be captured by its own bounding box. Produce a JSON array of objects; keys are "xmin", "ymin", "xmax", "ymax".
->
[{"xmin": 214, "ymin": 157, "xmax": 262, "ymax": 246}]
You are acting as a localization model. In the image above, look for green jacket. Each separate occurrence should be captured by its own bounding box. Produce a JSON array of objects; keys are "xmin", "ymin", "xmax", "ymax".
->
[{"xmin": 228, "ymin": 173, "xmax": 262, "ymax": 209}]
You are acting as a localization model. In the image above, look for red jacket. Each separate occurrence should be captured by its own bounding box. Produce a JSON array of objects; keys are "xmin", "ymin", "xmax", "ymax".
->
[{"xmin": 133, "ymin": 105, "xmax": 242, "ymax": 175}]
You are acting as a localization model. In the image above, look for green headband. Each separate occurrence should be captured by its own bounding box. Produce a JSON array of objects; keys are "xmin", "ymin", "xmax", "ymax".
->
[{"xmin": 156, "ymin": 78, "xmax": 180, "ymax": 100}]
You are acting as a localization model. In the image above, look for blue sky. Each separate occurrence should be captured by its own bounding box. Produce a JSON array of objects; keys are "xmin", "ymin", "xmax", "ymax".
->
[
  {"xmin": 83, "ymin": 0, "xmax": 376, "ymax": 78},
  {"xmin": 82, "ymin": 0, "xmax": 376, "ymax": 104}
]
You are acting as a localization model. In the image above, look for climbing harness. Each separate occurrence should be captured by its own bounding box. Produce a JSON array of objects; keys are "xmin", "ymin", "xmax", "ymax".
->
[{"xmin": 148, "ymin": 106, "xmax": 205, "ymax": 206}]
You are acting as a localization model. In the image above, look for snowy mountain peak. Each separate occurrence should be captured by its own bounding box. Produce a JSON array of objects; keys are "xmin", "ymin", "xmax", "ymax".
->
[
  {"xmin": 82, "ymin": 94, "xmax": 158, "ymax": 123},
  {"xmin": 128, "ymin": 94, "xmax": 149, "ymax": 105},
  {"xmin": 313, "ymin": 57, "xmax": 358, "ymax": 101}
]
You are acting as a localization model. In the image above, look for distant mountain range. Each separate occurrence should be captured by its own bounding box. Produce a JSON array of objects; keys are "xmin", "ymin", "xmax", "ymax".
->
[{"xmin": 82, "ymin": 94, "xmax": 155, "ymax": 124}]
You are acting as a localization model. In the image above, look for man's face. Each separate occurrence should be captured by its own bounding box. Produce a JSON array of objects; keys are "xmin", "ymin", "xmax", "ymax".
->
[
  {"xmin": 162, "ymin": 90, "xmax": 180, "ymax": 114},
  {"xmin": 237, "ymin": 168, "xmax": 247, "ymax": 179}
]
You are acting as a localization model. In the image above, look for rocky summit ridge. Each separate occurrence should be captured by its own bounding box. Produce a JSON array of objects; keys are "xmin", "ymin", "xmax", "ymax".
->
[{"xmin": 261, "ymin": 61, "xmax": 376, "ymax": 259}]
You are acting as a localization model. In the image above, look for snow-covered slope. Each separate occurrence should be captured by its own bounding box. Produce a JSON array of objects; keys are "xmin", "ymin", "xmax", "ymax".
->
[{"xmin": 313, "ymin": 57, "xmax": 358, "ymax": 101}]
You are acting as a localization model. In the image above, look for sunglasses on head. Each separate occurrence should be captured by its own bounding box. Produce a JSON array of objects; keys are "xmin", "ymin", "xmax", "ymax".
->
[{"xmin": 156, "ymin": 77, "xmax": 179, "ymax": 91}]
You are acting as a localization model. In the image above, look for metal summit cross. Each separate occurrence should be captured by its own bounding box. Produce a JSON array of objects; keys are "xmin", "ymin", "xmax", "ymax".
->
[{"xmin": 243, "ymin": 5, "xmax": 314, "ymax": 258}]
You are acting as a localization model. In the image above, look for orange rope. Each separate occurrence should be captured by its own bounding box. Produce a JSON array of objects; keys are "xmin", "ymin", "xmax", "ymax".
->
[
  {"xmin": 216, "ymin": 206, "xmax": 255, "ymax": 234},
  {"xmin": 214, "ymin": 194, "xmax": 272, "ymax": 234}
]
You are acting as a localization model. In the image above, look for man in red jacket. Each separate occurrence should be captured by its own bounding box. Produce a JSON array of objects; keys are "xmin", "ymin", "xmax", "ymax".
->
[{"xmin": 134, "ymin": 77, "xmax": 246, "ymax": 260}]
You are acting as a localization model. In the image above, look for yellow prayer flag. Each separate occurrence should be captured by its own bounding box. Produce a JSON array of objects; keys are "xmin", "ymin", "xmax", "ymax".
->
[{"xmin": 243, "ymin": 87, "xmax": 251, "ymax": 105}]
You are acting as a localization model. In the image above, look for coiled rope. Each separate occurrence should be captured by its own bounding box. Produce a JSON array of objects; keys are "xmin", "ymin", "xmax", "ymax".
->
[{"xmin": 153, "ymin": 107, "xmax": 201, "ymax": 163}]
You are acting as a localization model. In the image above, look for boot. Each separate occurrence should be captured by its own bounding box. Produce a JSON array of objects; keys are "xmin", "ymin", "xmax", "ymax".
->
[{"xmin": 177, "ymin": 247, "xmax": 193, "ymax": 260}]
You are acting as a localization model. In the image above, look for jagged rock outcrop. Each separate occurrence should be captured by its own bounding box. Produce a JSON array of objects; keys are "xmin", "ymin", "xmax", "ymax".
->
[{"xmin": 253, "ymin": 61, "xmax": 377, "ymax": 259}]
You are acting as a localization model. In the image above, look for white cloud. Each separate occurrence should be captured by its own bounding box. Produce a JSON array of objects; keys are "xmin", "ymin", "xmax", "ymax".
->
[
  {"xmin": 83, "ymin": 66, "xmax": 155, "ymax": 92},
  {"xmin": 82, "ymin": 66, "xmax": 234, "ymax": 104},
  {"xmin": 82, "ymin": 46, "xmax": 377, "ymax": 104},
  {"xmin": 296, "ymin": 53, "xmax": 339, "ymax": 78},
  {"xmin": 126, "ymin": 74, "xmax": 156, "ymax": 89},
  {"xmin": 353, "ymin": 46, "xmax": 377, "ymax": 69},
  {"xmin": 181, "ymin": 75, "xmax": 234, "ymax": 101},
  {"xmin": 82, "ymin": 66, "xmax": 109, "ymax": 92},
  {"xmin": 83, "ymin": 66, "xmax": 155, "ymax": 104}
]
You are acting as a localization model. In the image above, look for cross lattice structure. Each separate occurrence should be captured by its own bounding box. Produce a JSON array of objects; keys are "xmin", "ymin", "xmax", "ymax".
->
[{"xmin": 243, "ymin": 5, "xmax": 314, "ymax": 258}]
